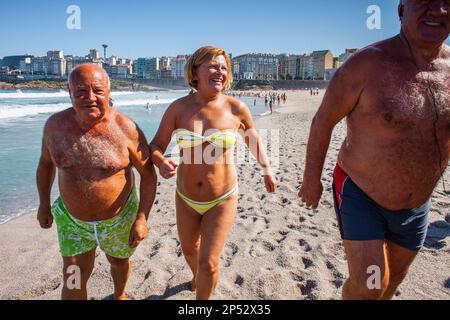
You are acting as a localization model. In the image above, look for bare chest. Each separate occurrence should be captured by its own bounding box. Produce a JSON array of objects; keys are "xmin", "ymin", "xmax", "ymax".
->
[
  {"xmin": 48, "ymin": 129, "xmax": 130, "ymax": 171},
  {"xmin": 359, "ymin": 66, "xmax": 450, "ymax": 132}
]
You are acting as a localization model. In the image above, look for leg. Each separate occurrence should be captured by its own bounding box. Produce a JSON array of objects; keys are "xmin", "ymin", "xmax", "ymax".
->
[
  {"xmin": 106, "ymin": 255, "xmax": 131, "ymax": 300},
  {"xmin": 62, "ymin": 248, "xmax": 96, "ymax": 300},
  {"xmin": 176, "ymin": 194, "xmax": 202, "ymax": 291},
  {"xmin": 342, "ymin": 240, "xmax": 389, "ymax": 300},
  {"xmin": 380, "ymin": 240, "xmax": 418, "ymax": 300},
  {"xmin": 196, "ymin": 194, "xmax": 238, "ymax": 300}
]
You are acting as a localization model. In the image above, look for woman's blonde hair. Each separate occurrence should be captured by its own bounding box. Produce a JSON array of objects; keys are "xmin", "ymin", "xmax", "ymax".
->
[{"xmin": 184, "ymin": 46, "xmax": 233, "ymax": 90}]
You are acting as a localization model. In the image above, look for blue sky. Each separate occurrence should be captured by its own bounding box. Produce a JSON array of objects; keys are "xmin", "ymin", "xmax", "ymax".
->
[{"xmin": 0, "ymin": 0, "xmax": 448, "ymax": 59}]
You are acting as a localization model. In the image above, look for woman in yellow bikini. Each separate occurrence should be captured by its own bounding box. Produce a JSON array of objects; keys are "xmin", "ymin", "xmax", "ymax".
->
[{"xmin": 149, "ymin": 46, "xmax": 277, "ymax": 300}]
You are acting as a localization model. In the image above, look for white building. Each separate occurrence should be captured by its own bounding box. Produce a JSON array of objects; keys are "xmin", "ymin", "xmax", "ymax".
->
[
  {"xmin": 232, "ymin": 53, "xmax": 279, "ymax": 80},
  {"xmin": 89, "ymin": 49, "xmax": 100, "ymax": 60},
  {"xmin": 170, "ymin": 55, "xmax": 187, "ymax": 80}
]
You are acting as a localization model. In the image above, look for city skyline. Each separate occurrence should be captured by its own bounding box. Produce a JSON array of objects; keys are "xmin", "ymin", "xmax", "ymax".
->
[{"xmin": 2, "ymin": 0, "xmax": 447, "ymax": 59}]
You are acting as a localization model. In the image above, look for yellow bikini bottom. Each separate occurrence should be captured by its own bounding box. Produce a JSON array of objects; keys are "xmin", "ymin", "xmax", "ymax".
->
[{"xmin": 176, "ymin": 184, "xmax": 239, "ymax": 215}]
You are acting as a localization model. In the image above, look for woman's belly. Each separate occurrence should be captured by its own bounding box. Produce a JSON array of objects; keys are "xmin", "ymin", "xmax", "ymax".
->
[{"xmin": 177, "ymin": 163, "xmax": 237, "ymax": 201}]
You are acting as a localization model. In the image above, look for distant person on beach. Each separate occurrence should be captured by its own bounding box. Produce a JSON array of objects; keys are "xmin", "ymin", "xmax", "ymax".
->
[
  {"xmin": 149, "ymin": 46, "xmax": 277, "ymax": 300},
  {"xmin": 146, "ymin": 102, "xmax": 151, "ymax": 110},
  {"xmin": 299, "ymin": 0, "xmax": 449, "ymax": 300},
  {"xmin": 36, "ymin": 64, "xmax": 157, "ymax": 300},
  {"xmin": 269, "ymin": 100, "xmax": 273, "ymax": 114}
]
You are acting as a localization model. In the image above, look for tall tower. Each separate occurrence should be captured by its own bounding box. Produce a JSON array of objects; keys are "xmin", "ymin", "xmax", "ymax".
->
[{"xmin": 102, "ymin": 44, "xmax": 108, "ymax": 60}]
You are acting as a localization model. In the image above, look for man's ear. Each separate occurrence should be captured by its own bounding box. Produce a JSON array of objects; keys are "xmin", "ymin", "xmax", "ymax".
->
[
  {"xmin": 398, "ymin": 4, "xmax": 404, "ymax": 19},
  {"xmin": 67, "ymin": 84, "xmax": 73, "ymax": 103}
]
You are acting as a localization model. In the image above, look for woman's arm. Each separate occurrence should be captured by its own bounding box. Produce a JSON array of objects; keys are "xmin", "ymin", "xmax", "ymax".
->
[
  {"xmin": 237, "ymin": 101, "xmax": 277, "ymax": 193},
  {"xmin": 149, "ymin": 103, "xmax": 178, "ymax": 179}
]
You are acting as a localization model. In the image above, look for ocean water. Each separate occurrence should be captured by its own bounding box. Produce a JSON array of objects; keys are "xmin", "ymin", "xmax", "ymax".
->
[{"xmin": 0, "ymin": 89, "xmax": 271, "ymax": 224}]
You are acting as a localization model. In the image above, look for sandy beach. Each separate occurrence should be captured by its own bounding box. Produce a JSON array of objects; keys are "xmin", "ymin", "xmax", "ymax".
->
[{"xmin": 0, "ymin": 90, "xmax": 449, "ymax": 300}]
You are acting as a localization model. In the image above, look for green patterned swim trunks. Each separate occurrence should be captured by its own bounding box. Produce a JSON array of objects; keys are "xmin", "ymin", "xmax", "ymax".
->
[{"xmin": 51, "ymin": 188, "xmax": 139, "ymax": 259}]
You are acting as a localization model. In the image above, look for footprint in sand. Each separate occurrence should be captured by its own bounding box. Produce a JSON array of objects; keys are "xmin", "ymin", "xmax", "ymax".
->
[
  {"xmin": 302, "ymin": 257, "xmax": 314, "ymax": 269},
  {"xmin": 444, "ymin": 278, "xmax": 450, "ymax": 290},
  {"xmin": 249, "ymin": 240, "xmax": 276, "ymax": 257},
  {"xmin": 290, "ymin": 272, "xmax": 305, "ymax": 283},
  {"xmin": 299, "ymin": 239, "xmax": 312, "ymax": 252},
  {"xmin": 235, "ymin": 275, "xmax": 245, "ymax": 287},
  {"xmin": 321, "ymin": 199, "xmax": 333, "ymax": 208},
  {"xmin": 150, "ymin": 243, "xmax": 161, "ymax": 258},
  {"xmin": 223, "ymin": 243, "xmax": 239, "ymax": 267},
  {"xmin": 287, "ymin": 224, "xmax": 302, "ymax": 232},
  {"xmin": 326, "ymin": 260, "xmax": 345, "ymax": 289},
  {"xmin": 299, "ymin": 280, "xmax": 318, "ymax": 300},
  {"xmin": 276, "ymin": 230, "xmax": 290, "ymax": 243}
]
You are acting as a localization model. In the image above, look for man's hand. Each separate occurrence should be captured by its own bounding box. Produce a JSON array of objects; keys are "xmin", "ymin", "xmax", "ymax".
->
[
  {"xmin": 159, "ymin": 158, "xmax": 178, "ymax": 180},
  {"xmin": 298, "ymin": 179, "xmax": 323, "ymax": 209},
  {"xmin": 128, "ymin": 215, "xmax": 149, "ymax": 248},
  {"xmin": 264, "ymin": 174, "xmax": 278, "ymax": 193},
  {"xmin": 37, "ymin": 205, "xmax": 53, "ymax": 229}
]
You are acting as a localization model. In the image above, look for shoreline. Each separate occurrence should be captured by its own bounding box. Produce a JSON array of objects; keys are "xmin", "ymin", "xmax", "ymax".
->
[
  {"xmin": 0, "ymin": 90, "xmax": 449, "ymax": 300},
  {"xmin": 0, "ymin": 80, "xmax": 188, "ymax": 92}
]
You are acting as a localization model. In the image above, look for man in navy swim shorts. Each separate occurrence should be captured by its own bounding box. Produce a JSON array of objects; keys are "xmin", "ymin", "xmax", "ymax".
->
[{"xmin": 299, "ymin": 0, "xmax": 450, "ymax": 300}]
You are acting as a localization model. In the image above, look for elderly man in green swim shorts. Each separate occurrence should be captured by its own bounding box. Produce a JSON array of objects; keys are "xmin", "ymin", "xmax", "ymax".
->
[{"xmin": 36, "ymin": 64, "xmax": 157, "ymax": 300}]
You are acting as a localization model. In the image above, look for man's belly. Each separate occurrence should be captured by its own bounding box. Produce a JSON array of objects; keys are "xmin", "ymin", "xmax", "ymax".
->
[
  {"xmin": 338, "ymin": 142, "xmax": 444, "ymax": 211},
  {"xmin": 58, "ymin": 169, "xmax": 134, "ymax": 221}
]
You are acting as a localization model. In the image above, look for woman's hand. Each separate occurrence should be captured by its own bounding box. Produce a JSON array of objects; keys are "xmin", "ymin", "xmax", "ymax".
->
[
  {"xmin": 159, "ymin": 158, "xmax": 178, "ymax": 179},
  {"xmin": 264, "ymin": 174, "xmax": 278, "ymax": 193}
]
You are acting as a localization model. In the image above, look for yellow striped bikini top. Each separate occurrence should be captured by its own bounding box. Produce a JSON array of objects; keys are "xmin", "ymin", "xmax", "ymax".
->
[{"xmin": 176, "ymin": 129, "xmax": 238, "ymax": 149}]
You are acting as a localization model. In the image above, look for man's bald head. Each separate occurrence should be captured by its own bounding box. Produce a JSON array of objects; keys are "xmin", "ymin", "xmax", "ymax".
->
[{"xmin": 68, "ymin": 64, "xmax": 110, "ymax": 91}]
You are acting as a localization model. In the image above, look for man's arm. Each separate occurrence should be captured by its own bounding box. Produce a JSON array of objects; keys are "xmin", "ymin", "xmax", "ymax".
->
[
  {"xmin": 121, "ymin": 118, "xmax": 157, "ymax": 248},
  {"xmin": 238, "ymin": 101, "xmax": 277, "ymax": 193},
  {"xmin": 299, "ymin": 52, "xmax": 368, "ymax": 208},
  {"xmin": 36, "ymin": 123, "xmax": 56, "ymax": 229},
  {"xmin": 129, "ymin": 125, "xmax": 157, "ymax": 221}
]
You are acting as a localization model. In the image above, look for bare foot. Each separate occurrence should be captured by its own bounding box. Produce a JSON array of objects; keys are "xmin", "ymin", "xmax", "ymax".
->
[
  {"xmin": 190, "ymin": 277, "xmax": 197, "ymax": 292},
  {"xmin": 115, "ymin": 293, "xmax": 127, "ymax": 300}
]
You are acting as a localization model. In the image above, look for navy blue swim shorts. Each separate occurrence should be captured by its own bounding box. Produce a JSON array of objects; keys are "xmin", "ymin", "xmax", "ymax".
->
[{"xmin": 332, "ymin": 164, "xmax": 430, "ymax": 251}]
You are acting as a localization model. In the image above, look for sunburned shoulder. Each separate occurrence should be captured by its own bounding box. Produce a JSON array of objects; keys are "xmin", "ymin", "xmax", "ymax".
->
[
  {"xmin": 166, "ymin": 94, "xmax": 194, "ymax": 113},
  {"xmin": 224, "ymin": 95, "xmax": 249, "ymax": 116},
  {"xmin": 439, "ymin": 44, "xmax": 450, "ymax": 63},
  {"xmin": 44, "ymin": 108, "xmax": 75, "ymax": 133},
  {"xmin": 334, "ymin": 39, "xmax": 396, "ymax": 84},
  {"xmin": 114, "ymin": 110, "xmax": 141, "ymax": 140},
  {"xmin": 341, "ymin": 42, "xmax": 390, "ymax": 71}
]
